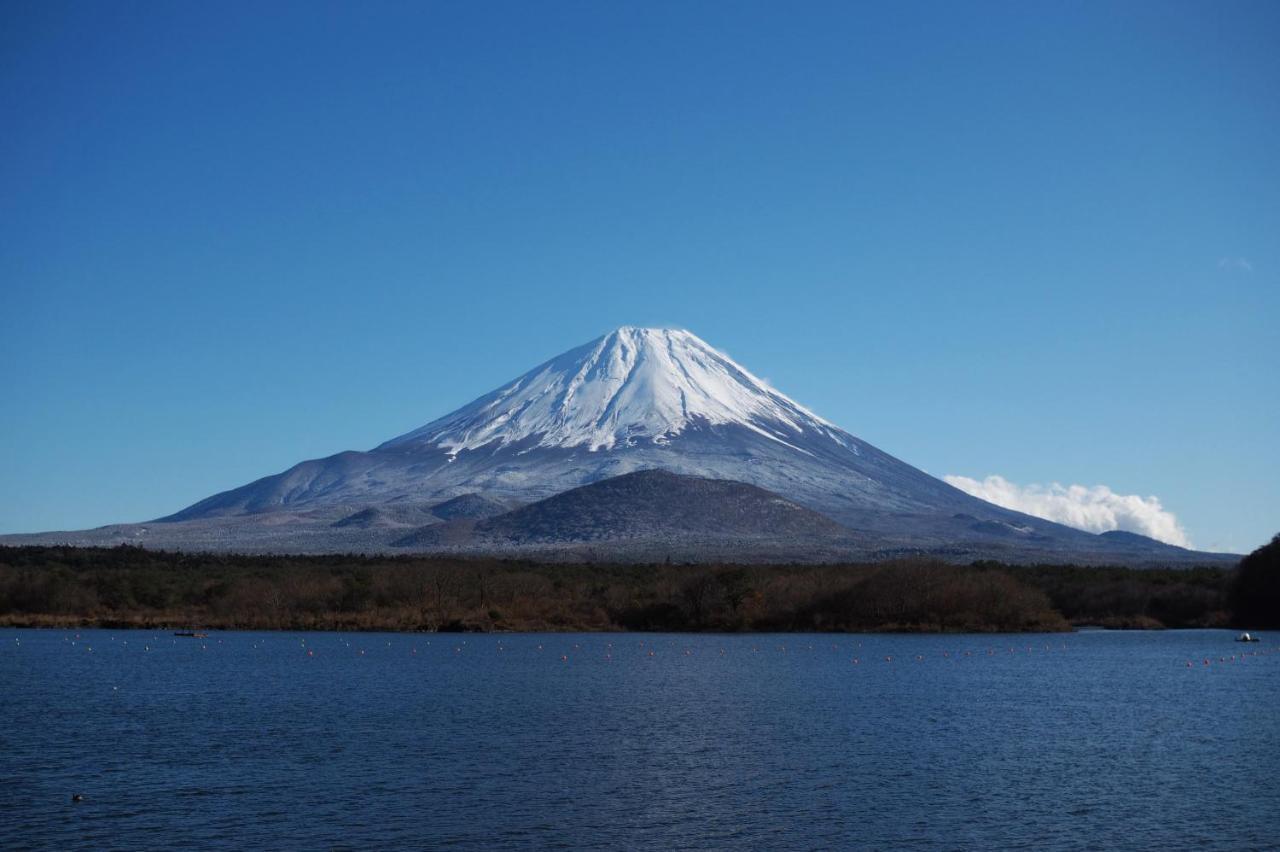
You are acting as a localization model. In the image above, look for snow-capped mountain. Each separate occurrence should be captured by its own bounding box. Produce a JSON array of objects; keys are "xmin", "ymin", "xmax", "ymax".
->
[
  {"xmin": 381, "ymin": 327, "xmax": 855, "ymax": 456},
  {"xmin": 164, "ymin": 326, "xmax": 979, "ymax": 525},
  {"xmin": 4, "ymin": 326, "xmax": 1227, "ymax": 563}
]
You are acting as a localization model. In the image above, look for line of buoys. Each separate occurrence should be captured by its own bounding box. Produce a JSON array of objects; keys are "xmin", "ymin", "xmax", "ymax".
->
[{"xmin": 35, "ymin": 632, "xmax": 1280, "ymax": 682}]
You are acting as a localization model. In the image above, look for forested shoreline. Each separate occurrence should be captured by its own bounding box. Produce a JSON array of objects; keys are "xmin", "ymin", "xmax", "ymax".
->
[{"xmin": 2, "ymin": 543, "xmax": 1272, "ymax": 633}]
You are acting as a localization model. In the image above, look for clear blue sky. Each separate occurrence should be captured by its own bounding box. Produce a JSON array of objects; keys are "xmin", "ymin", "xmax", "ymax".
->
[{"xmin": 2, "ymin": 1, "xmax": 1276, "ymax": 552}]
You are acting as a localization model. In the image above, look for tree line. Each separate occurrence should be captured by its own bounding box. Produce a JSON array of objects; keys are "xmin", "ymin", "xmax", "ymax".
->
[{"xmin": 0, "ymin": 540, "xmax": 1272, "ymax": 633}]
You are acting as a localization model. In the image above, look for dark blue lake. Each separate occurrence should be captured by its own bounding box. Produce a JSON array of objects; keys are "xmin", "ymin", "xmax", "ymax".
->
[{"xmin": 2, "ymin": 628, "xmax": 1277, "ymax": 850}]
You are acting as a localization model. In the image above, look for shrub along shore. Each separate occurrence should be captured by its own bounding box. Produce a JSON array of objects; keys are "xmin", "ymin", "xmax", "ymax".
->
[{"xmin": 1, "ymin": 544, "xmax": 1266, "ymax": 633}]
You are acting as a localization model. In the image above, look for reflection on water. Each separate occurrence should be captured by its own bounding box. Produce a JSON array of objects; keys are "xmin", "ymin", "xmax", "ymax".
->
[{"xmin": 2, "ymin": 629, "xmax": 1278, "ymax": 850}]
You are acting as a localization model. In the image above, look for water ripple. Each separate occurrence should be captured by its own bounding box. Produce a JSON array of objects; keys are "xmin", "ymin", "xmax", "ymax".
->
[{"xmin": 2, "ymin": 628, "xmax": 1278, "ymax": 849}]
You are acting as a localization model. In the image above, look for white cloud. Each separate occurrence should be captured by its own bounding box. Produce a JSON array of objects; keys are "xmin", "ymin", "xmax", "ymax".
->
[
  {"xmin": 943, "ymin": 474, "xmax": 1192, "ymax": 548},
  {"xmin": 1218, "ymin": 256, "xmax": 1254, "ymax": 273}
]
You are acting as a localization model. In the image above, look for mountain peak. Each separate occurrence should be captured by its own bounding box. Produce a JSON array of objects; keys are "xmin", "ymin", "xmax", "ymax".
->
[
  {"xmin": 609, "ymin": 324, "xmax": 679, "ymax": 334},
  {"xmin": 380, "ymin": 326, "xmax": 851, "ymax": 454}
]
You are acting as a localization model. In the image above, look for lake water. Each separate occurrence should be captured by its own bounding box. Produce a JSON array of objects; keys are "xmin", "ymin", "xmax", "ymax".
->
[{"xmin": 2, "ymin": 628, "xmax": 1277, "ymax": 850}]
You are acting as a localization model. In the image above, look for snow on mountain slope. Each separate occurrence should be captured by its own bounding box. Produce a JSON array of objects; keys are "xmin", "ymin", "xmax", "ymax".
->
[
  {"xmin": 380, "ymin": 327, "xmax": 855, "ymax": 456},
  {"xmin": 159, "ymin": 326, "xmax": 1041, "ymax": 525}
]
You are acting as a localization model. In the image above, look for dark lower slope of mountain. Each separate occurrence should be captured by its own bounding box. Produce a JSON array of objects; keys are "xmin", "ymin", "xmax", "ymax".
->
[
  {"xmin": 394, "ymin": 470, "xmax": 853, "ymax": 549},
  {"xmin": 354, "ymin": 470, "xmax": 1226, "ymax": 566},
  {"xmin": 2, "ymin": 493, "xmax": 1239, "ymax": 568},
  {"xmin": 0, "ymin": 477, "xmax": 1235, "ymax": 565}
]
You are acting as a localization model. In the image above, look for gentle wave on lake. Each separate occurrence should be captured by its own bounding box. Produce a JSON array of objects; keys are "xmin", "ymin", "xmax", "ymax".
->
[{"xmin": 2, "ymin": 629, "xmax": 1277, "ymax": 850}]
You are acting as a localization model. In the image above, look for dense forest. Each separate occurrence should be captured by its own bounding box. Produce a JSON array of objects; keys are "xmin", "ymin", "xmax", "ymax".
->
[{"xmin": 2, "ymin": 542, "xmax": 1269, "ymax": 633}]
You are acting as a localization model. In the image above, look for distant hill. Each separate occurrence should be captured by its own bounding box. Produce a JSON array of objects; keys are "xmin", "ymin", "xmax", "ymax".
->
[
  {"xmin": 395, "ymin": 469, "xmax": 852, "ymax": 549},
  {"xmin": 1096, "ymin": 529, "xmax": 1201, "ymax": 556},
  {"xmin": 428, "ymin": 493, "xmax": 510, "ymax": 521}
]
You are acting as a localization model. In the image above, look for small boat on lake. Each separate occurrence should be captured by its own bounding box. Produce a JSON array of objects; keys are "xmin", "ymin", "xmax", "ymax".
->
[
  {"xmin": 1236, "ymin": 632, "xmax": 1260, "ymax": 643},
  {"xmin": 173, "ymin": 631, "xmax": 209, "ymax": 638}
]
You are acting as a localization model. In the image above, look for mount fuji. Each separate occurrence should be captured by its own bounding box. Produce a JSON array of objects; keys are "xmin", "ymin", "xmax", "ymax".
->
[{"xmin": 3, "ymin": 327, "xmax": 1229, "ymax": 563}]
